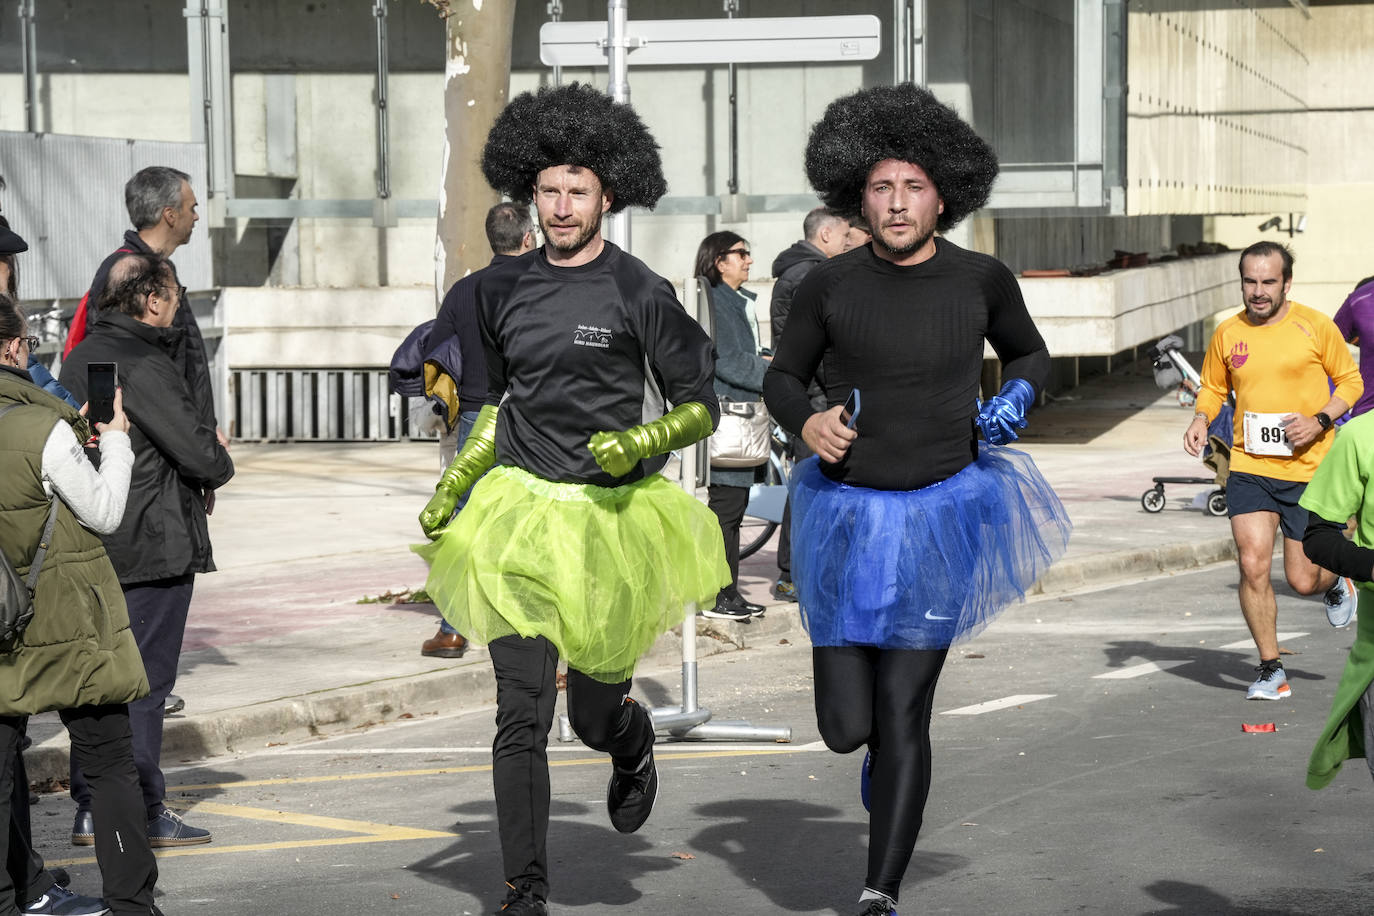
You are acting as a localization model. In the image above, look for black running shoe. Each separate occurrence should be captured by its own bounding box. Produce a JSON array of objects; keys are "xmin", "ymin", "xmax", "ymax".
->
[
  {"xmin": 855, "ymin": 899, "xmax": 896, "ymax": 916},
  {"xmin": 495, "ymin": 882, "xmax": 546, "ymax": 915},
  {"xmin": 607, "ymin": 747, "xmax": 659, "ymax": 834}
]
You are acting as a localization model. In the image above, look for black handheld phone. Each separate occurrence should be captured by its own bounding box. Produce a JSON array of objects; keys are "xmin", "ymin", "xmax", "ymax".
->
[
  {"xmin": 840, "ymin": 388, "xmax": 861, "ymax": 430},
  {"xmin": 87, "ymin": 362, "xmax": 117, "ymax": 425}
]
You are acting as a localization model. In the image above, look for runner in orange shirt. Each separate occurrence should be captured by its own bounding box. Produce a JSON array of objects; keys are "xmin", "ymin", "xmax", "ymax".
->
[{"xmin": 1185, "ymin": 241, "xmax": 1362, "ymax": 700}]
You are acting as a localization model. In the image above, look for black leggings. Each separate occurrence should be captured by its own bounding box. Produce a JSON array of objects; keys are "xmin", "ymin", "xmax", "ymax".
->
[{"xmin": 813, "ymin": 645, "xmax": 948, "ymax": 901}]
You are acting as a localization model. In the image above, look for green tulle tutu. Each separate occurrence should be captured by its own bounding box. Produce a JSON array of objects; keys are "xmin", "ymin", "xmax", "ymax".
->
[{"xmin": 412, "ymin": 465, "xmax": 730, "ymax": 683}]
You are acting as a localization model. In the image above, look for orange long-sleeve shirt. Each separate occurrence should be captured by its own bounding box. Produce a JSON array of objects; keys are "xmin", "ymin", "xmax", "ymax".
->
[{"xmin": 1195, "ymin": 301, "xmax": 1362, "ymax": 483}]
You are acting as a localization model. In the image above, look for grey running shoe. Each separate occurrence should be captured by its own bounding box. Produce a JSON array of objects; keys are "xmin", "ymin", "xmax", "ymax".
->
[
  {"xmin": 1324, "ymin": 576, "xmax": 1356, "ymax": 628},
  {"xmin": 1246, "ymin": 660, "xmax": 1291, "ymax": 701}
]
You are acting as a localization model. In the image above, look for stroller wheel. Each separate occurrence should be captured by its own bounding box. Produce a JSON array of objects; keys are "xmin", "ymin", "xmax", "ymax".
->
[
  {"xmin": 1206, "ymin": 489, "xmax": 1228, "ymax": 517},
  {"xmin": 1141, "ymin": 488, "xmax": 1166, "ymax": 513}
]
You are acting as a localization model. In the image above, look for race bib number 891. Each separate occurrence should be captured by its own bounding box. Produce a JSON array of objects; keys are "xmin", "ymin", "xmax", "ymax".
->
[{"xmin": 1242, "ymin": 411, "xmax": 1294, "ymax": 457}]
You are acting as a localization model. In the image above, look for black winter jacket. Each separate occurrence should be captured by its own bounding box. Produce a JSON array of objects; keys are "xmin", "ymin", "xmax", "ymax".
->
[
  {"xmin": 59, "ymin": 312, "xmax": 234, "ymax": 584},
  {"xmin": 768, "ymin": 240, "xmax": 826, "ymax": 350}
]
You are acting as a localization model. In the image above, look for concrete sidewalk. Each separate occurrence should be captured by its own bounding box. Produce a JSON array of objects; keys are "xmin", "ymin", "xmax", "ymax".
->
[{"xmin": 26, "ymin": 357, "xmax": 1241, "ymax": 780}]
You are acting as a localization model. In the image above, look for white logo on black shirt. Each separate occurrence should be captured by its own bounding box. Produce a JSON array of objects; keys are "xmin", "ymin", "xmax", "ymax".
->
[{"xmin": 573, "ymin": 324, "xmax": 613, "ymax": 349}]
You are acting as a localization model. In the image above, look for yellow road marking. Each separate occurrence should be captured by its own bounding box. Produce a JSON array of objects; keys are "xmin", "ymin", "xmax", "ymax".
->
[
  {"xmin": 48, "ymin": 801, "xmax": 455, "ymax": 867},
  {"xmin": 186, "ymin": 800, "xmax": 455, "ymax": 837}
]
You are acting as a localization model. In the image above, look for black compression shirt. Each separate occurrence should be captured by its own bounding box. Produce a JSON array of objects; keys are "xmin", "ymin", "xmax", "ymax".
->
[
  {"xmin": 477, "ymin": 242, "xmax": 718, "ymax": 487},
  {"xmin": 763, "ymin": 238, "xmax": 1050, "ymax": 491}
]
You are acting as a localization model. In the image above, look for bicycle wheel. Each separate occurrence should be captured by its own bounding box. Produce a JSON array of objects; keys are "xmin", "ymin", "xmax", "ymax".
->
[
  {"xmin": 738, "ymin": 459, "xmax": 780, "ymax": 560},
  {"xmin": 738, "ymin": 432, "xmax": 791, "ymax": 560}
]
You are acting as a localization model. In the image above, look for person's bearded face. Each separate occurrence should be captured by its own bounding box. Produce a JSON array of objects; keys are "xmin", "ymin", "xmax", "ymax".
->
[
  {"xmin": 535, "ymin": 165, "xmax": 611, "ymax": 257},
  {"xmin": 860, "ymin": 159, "xmax": 943, "ymax": 262}
]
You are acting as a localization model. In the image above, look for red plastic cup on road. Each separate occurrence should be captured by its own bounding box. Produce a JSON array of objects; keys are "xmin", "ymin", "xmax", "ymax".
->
[{"xmin": 1241, "ymin": 722, "xmax": 1277, "ymax": 733}]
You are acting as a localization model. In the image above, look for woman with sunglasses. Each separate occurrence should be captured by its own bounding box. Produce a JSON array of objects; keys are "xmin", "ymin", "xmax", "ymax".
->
[{"xmin": 695, "ymin": 231, "xmax": 769, "ymax": 621}]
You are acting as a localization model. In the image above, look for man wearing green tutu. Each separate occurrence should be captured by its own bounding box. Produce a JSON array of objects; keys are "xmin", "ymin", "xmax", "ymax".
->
[
  {"xmin": 414, "ymin": 83, "xmax": 730, "ymax": 916},
  {"xmin": 763, "ymin": 84, "xmax": 1072, "ymax": 916}
]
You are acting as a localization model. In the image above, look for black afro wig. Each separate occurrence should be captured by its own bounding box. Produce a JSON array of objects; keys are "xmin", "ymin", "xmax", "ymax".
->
[
  {"xmin": 804, "ymin": 83, "xmax": 998, "ymax": 233},
  {"xmin": 480, "ymin": 82, "xmax": 666, "ymax": 213}
]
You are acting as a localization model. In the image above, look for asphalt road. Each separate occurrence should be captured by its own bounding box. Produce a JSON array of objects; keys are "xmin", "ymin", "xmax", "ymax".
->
[{"xmin": 34, "ymin": 562, "xmax": 1374, "ymax": 916}]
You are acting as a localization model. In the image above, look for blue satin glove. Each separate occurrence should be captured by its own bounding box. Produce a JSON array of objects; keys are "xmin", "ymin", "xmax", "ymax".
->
[{"xmin": 975, "ymin": 378, "xmax": 1036, "ymax": 445}]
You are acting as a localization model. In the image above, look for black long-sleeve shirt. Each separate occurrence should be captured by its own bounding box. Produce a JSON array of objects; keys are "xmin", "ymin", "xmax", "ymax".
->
[
  {"xmin": 476, "ymin": 242, "xmax": 718, "ymax": 487},
  {"xmin": 763, "ymin": 238, "xmax": 1050, "ymax": 491},
  {"xmin": 1304, "ymin": 517, "xmax": 1374, "ymax": 582}
]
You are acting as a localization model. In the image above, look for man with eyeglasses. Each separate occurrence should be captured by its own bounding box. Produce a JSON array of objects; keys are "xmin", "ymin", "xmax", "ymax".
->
[
  {"xmin": 64, "ymin": 167, "xmax": 224, "ymax": 453},
  {"xmin": 61, "ymin": 253, "xmax": 234, "ymax": 853}
]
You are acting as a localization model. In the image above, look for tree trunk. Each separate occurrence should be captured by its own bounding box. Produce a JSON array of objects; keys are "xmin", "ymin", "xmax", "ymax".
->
[{"xmin": 433, "ymin": 1, "xmax": 517, "ymax": 303}]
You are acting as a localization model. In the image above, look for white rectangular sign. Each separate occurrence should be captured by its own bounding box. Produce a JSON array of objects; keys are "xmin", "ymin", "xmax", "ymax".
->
[{"xmin": 540, "ymin": 15, "xmax": 882, "ymax": 67}]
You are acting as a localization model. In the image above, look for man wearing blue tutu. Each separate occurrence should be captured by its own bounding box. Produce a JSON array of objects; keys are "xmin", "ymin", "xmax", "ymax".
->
[
  {"xmin": 763, "ymin": 84, "xmax": 1072, "ymax": 916},
  {"xmin": 413, "ymin": 83, "xmax": 730, "ymax": 916}
]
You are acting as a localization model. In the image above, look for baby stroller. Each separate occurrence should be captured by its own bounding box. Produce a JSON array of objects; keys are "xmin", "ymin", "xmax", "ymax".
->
[{"xmin": 1140, "ymin": 335, "xmax": 1232, "ymax": 516}]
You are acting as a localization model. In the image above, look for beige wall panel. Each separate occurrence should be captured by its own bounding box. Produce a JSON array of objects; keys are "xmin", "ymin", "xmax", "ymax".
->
[{"xmin": 1126, "ymin": 3, "xmax": 1307, "ymax": 217}]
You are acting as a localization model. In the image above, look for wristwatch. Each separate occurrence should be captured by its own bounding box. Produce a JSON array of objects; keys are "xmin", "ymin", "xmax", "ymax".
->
[{"xmin": 1315, "ymin": 412, "xmax": 1333, "ymax": 431}]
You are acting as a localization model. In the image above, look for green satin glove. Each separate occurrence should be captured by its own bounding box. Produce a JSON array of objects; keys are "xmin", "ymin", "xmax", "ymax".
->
[
  {"xmin": 588, "ymin": 401, "xmax": 714, "ymax": 478},
  {"xmin": 419, "ymin": 404, "xmax": 499, "ymax": 539}
]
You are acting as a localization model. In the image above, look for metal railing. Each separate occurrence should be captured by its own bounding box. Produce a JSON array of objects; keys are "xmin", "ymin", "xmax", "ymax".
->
[{"xmin": 229, "ymin": 368, "xmax": 438, "ymax": 442}]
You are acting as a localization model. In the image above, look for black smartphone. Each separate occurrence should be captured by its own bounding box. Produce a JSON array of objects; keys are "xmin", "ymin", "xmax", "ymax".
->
[
  {"xmin": 840, "ymin": 388, "xmax": 861, "ymax": 430},
  {"xmin": 87, "ymin": 362, "xmax": 117, "ymax": 425}
]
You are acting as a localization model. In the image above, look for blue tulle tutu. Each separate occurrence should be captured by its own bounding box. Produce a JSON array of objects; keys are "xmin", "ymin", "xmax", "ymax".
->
[{"xmin": 790, "ymin": 446, "xmax": 1072, "ymax": 649}]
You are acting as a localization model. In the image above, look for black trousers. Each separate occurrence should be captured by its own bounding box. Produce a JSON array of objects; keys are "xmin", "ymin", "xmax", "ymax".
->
[
  {"xmin": 813, "ymin": 645, "xmax": 948, "ymax": 902},
  {"xmin": 72, "ymin": 574, "xmax": 194, "ymax": 816},
  {"xmin": 488, "ymin": 635, "xmax": 653, "ymax": 901},
  {"xmin": 1, "ymin": 706, "xmax": 157, "ymax": 915},
  {"xmin": 7, "ymin": 738, "xmax": 54, "ymax": 909},
  {"xmin": 707, "ymin": 483, "xmax": 750, "ymax": 593}
]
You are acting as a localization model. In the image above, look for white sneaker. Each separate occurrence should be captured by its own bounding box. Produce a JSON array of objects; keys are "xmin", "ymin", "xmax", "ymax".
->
[
  {"xmin": 1246, "ymin": 661, "xmax": 1291, "ymax": 701},
  {"xmin": 1324, "ymin": 577, "xmax": 1357, "ymax": 628}
]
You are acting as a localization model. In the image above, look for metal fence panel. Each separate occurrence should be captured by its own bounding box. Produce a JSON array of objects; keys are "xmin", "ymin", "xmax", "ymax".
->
[{"xmin": 0, "ymin": 132, "xmax": 212, "ymax": 300}]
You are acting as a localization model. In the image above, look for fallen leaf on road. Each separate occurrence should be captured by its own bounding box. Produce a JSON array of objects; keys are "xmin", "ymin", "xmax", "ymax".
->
[{"xmin": 671, "ymin": 852, "xmax": 695, "ymax": 860}]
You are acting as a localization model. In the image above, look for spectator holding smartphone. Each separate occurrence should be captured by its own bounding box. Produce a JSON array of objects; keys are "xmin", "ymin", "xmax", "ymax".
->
[{"xmin": 61, "ymin": 254, "xmax": 234, "ymax": 851}]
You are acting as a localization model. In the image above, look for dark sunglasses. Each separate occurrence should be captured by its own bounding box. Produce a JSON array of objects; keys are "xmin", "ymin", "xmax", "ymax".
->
[{"xmin": 722, "ymin": 247, "xmax": 751, "ymax": 259}]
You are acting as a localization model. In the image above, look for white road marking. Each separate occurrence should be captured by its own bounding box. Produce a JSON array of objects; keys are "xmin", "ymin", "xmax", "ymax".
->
[
  {"xmin": 269, "ymin": 741, "xmax": 830, "ymax": 756},
  {"xmin": 1093, "ymin": 660, "xmax": 1192, "ymax": 680},
  {"xmin": 1218, "ymin": 631, "xmax": 1308, "ymax": 651},
  {"xmin": 941, "ymin": 694, "xmax": 1055, "ymax": 716}
]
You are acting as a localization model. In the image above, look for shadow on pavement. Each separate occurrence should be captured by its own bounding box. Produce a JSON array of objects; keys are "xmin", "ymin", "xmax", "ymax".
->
[
  {"xmin": 1143, "ymin": 878, "xmax": 1374, "ymax": 915},
  {"xmin": 410, "ymin": 798, "xmax": 674, "ymax": 908},
  {"xmin": 1100, "ymin": 639, "xmax": 1327, "ymax": 693},
  {"xmin": 691, "ymin": 798, "xmax": 968, "ymax": 912}
]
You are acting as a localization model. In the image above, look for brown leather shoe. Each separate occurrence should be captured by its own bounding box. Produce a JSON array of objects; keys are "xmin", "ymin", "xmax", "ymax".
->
[{"xmin": 421, "ymin": 628, "xmax": 468, "ymax": 658}]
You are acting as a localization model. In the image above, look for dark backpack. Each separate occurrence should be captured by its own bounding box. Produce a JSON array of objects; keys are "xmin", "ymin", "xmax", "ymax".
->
[{"xmin": 0, "ymin": 404, "xmax": 60, "ymax": 643}]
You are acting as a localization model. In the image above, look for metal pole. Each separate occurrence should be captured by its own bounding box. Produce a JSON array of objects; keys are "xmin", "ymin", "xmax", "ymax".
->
[
  {"xmin": 372, "ymin": 0, "xmax": 394, "ymax": 227},
  {"xmin": 373, "ymin": 0, "xmax": 391, "ymax": 202},
  {"xmin": 19, "ymin": 0, "xmax": 38, "ymax": 133},
  {"xmin": 548, "ymin": 0, "xmax": 564, "ymax": 87},
  {"xmin": 604, "ymin": 0, "xmax": 631, "ymax": 251},
  {"xmin": 725, "ymin": 0, "xmax": 739, "ymax": 196}
]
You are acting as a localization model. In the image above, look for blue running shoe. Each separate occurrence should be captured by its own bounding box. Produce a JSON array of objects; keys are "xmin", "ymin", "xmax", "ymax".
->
[
  {"xmin": 21, "ymin": 886, "xmax": 108, "ymax": 915},
  {"xmin": 860, "ymin": 750, "xmax": 873, "ymax": 812},
  {"xmin": 1324, "ymin": 576, "xmax": 1356, "ymax": 629}
]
